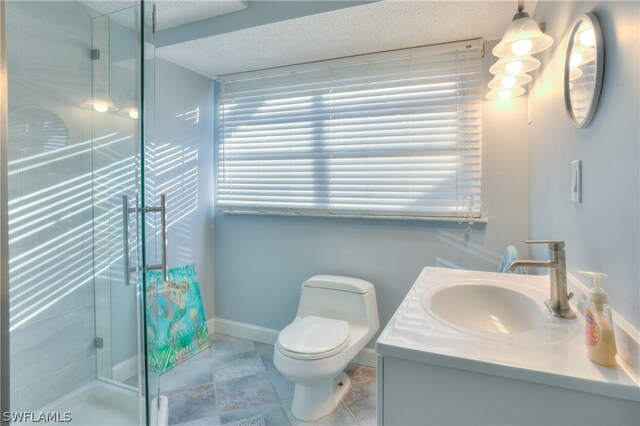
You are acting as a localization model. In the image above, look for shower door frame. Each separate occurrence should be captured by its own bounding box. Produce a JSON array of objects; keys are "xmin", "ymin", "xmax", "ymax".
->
[
  {"xmin": 0, "ymin": 1, "xmax": 10, "ymax": 424},
  {"xmin": 139, "ymin": 2, "xmax": 162, "ymax": 422}
]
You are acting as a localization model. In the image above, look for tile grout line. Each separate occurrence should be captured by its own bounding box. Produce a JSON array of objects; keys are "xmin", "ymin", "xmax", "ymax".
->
[
  {"xmin": 341, "ymin": 401, "xmax": 357, "ymax": 424},
  {"xmin": 211, "ymin": 351, "xmax": 221, "ymax": 424},
  {"xmin": 254, "ymin": 347, "xmax": 288, "ymax": 424},
  {"xmin": 278, "ymin": 398, "xmax": 294, "ymax": 426}
]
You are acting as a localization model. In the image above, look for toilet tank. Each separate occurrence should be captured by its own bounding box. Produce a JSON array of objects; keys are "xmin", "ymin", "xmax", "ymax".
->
[{"xmin": 296, "ymin": 275, "xmax": 379, "ymax": 330}]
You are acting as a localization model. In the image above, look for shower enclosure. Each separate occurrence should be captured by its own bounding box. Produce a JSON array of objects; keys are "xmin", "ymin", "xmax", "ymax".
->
[{"xmin": 0, "ymin": 1, "xmax": 164, "ymax": 424}]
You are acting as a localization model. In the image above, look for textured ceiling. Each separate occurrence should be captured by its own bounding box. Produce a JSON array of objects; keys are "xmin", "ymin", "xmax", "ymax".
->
[
  {"xmin": 81, "ymin": 0, "xmax": 247, "ymax": 30},
  {"xmin": 157, "ymin": 1, "xmax": 538, "ymax": 78}
]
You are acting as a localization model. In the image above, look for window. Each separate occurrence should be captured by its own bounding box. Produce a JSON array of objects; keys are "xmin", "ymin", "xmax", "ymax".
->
[{"xmin": 217, "ymin": 39, "xmax": 483, "ymax": 220}]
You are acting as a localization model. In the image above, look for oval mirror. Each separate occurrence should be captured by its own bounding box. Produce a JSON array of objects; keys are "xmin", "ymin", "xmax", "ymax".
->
[{"xmin": 564, "ymin": 13, "xmax": 604, "ymax": 128}]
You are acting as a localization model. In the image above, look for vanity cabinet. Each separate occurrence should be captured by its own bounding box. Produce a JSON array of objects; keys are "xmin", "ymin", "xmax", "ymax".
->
[{"xmin": 377, "ymin": 354, "xmax": 639, "ymax": 425}]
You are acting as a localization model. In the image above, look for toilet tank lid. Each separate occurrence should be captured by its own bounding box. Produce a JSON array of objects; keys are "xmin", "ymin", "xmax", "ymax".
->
[{"xmin": 303, "ymin": 275, "xmax": 374, "ymax": 294}]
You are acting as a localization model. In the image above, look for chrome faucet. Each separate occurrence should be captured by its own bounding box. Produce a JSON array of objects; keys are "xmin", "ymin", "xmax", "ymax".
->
[{"xmin": 508, "ymin": 240, "xmax": 576, "ymax": 319}]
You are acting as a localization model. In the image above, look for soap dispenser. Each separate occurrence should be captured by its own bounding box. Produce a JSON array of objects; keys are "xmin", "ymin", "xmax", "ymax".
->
[{"xmin": 578, "ymin": 271, "xmax": 617, "ymax": 367}]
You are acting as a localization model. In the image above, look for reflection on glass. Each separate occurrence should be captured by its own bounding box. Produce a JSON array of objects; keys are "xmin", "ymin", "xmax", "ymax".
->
[{"xmin": 568, "ymin": 20, "xmax": 598, "ymax": 124}]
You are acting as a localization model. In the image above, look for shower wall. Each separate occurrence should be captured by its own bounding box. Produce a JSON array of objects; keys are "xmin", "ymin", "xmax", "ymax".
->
[{"xmin": 6, "ymin": 1, "xmax": 96, "ymax": 411}]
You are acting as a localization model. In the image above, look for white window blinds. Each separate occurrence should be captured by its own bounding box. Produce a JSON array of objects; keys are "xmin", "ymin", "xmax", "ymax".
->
[{"xmin": 217, "ymin": 39, "xmax": 483, "ymax": 219}]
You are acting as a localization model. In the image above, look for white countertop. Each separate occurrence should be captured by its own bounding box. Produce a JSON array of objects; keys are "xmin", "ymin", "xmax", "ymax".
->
[{"xmin": 376, "ymin": 267, "xmax": 640, "ymax": 402}]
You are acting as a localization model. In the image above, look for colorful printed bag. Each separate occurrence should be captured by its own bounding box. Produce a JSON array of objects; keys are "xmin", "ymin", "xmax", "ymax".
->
[{"xmin": 146, "ymin": 264, "xmax": 209, "ymax": 373}]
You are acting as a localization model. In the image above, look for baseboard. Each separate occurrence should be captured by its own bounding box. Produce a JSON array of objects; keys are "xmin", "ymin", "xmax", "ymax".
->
[
  {"xmin": 208, "ymin": 318, "xmax": 279, "ymax": 345},
  {"xmin": 208, "ymin": 317, "xmax": 377, "ymax": 368},
  {"xmin": 112, "ymin": 356, "xmax": 138, "ymax": 382},
  {"xmin": 352, "ymin": 347, "xmax": 377, "ymax": 367}
]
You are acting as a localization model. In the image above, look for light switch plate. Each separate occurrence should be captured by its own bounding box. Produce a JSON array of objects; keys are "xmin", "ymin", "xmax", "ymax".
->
[{"xmin": 571, "ymin": 160, "xmax": 581, "ymax": 203}]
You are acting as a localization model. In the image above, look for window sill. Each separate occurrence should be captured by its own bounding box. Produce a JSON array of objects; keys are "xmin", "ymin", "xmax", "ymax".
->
[{"xmin": 220, "ymin": 209, "xmax": 488, "ymax": 223}]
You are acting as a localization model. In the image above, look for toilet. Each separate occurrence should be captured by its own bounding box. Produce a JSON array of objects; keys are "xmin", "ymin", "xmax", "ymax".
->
[{"xmin": 273, "ymin": 275, "xmax": 379, "ymax": 421}]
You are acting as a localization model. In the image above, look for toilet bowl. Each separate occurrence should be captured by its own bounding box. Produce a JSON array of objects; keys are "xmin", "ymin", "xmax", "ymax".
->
[{"xmin": 273, "ymin": 275, "xmax": 379, "ymax": 421}]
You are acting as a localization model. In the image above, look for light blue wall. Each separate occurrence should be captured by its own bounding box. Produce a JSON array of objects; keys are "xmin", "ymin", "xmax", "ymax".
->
[
  {"xmin": 155, "ymin": 58, "xmax": 216, "ymax": 319},
  {"xmin": 213, "ymin": 43, "xmax": 531, "ymax": 344},
  {"xmin": 530, "ymin": 1, "xmax": 639, "ymax": 329}
]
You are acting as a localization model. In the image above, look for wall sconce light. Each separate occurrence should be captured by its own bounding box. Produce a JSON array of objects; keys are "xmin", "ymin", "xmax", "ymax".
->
[
  {"xmin": 489, "ymin": 55, "xmax": 540, "ymax": 76},
  {"xmin": 487, "ymin": 86, "xmax": 525, "ymax": 101},
  {"xmin": 492, "ymin": 8, "xmax": 553, "ymax": 57},
  {"xmin": 487, "ymin": 0, "xmax": 553, "ymax": 100},
  {"xmin": 488, "ymin": 73, "xmax": 532, "ymax": 90}
]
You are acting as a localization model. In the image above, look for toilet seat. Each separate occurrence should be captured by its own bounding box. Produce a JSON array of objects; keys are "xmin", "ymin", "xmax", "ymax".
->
[{"xmin": 277, "ymin": 316, "xmax": 350, "ymax": 360}]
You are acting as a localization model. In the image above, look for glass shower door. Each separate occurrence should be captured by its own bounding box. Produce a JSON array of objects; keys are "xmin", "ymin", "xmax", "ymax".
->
[
  {"xmin": 87, "ymin": 2, "xmax": 163, "ymax": 422},
  {"xmin": 90, "ymin": 5, "xmax": 149, "ymax": 423},
  {"xmin": 82, "ymin": 2, "xmax": 162, "ymax": 422},
  {"xmin": 1, "ymin": 1, "xmax": 150, "ymax": 424}
]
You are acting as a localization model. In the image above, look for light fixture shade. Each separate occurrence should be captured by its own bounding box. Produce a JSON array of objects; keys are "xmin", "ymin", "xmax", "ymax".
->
[
  {"xmin": 118, "ymin": 107, "xmax": 139, "ymax": 119},
  {"xmin": 574, "ymin": 27, "xmax": 596, "ymax": 48},
  {"xmin": 490, "ymin": 55, "xmax": 540, "ymax": 75},
  {"xmin": 488, "ymin": 73, "xmax": 532, "ymax": 89},
  {"xmin": 569, "ymin": 46, "xmax": 596, "ymax": 67},
  {"xmin": 82, "ymin": 97, "xmax": 118, "ymax": 113},
  {"xmin": 569, "ymin": 67, "xmax": 583, "ymax": 81},
  {"xmin": 487, "ymin": 86, "xmax": 526, "ymax": 100},
  {"xmin": 492, "ymin": 16, "xmax": 553, "ymax": 58}
]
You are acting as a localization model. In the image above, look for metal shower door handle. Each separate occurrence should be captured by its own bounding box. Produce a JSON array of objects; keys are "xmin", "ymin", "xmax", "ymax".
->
[
  {"xmin": 123, "ymin": 195, "xmax": 130, "ymax": 286},
  {"xmin": 122, "ymin": 195, "xmax": 139, "ymax": 286},
  {"xmin": 145, "ymin": 194, "xmax": 168, "ymax": 282}
]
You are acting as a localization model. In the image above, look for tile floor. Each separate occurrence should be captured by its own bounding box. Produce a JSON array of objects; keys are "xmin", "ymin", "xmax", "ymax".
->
[{"xmin": 162, "ymin": 333, "xmax": 377, "ymax": 426}]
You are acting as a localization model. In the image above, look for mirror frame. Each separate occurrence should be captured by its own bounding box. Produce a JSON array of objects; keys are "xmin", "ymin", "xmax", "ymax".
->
[{"xmin": 564, "ymin": 12, "xmax": 604, "ymax": 128}]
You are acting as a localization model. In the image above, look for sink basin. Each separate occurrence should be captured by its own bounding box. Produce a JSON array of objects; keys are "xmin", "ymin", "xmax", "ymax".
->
[{"xmin": 422, "ymin": 281, "xmax": 547, "ymax": 334}]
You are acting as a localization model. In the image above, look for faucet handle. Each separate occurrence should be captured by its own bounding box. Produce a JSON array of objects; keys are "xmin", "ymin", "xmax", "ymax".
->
[{"xmin": 524, "ymin": 240, "xmax": 565, "ymax": 250}]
